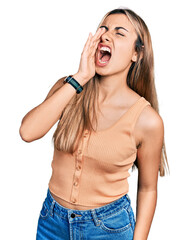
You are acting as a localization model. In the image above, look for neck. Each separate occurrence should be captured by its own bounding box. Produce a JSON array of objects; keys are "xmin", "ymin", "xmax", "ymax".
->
[{"xmin": 97, "ymin": 71, "xmax": 132, "ymax": 105}]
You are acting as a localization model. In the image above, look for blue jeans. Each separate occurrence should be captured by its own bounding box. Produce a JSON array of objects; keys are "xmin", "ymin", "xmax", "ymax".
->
[{"xmin": 36, "ymin": 188, "xmax": 136, "ymax": 239}]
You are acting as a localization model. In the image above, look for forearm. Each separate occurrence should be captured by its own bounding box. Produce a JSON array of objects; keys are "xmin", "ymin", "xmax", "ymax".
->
[
  {"xmin": 19, "ymin": 73, "xmax": 84, "ymax": 142},
  {"xmin": 133, "ymin": 189, "xmax": 157, "ymax": 240},
  {"xmin": 19, "ymin": 83, "xmax": 75, "ymax": 142}
]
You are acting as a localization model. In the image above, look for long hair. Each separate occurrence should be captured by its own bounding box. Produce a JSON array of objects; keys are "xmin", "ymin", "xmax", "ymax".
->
[{"xmin": 52, "ymin": 8, "xmax": 169, "ymax": 177}]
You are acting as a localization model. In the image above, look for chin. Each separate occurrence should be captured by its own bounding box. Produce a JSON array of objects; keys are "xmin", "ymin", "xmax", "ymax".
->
[
  {"xmin": 95, "ymin": 67, "xmax": 122, "ymax": 78},
  {"xmin": 95, "ymin": 66, "xmax": 113, "ymax": 76}
]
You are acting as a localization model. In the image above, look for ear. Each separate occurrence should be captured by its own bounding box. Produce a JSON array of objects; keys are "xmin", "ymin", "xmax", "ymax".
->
[
  {"xmin": 132, "ymin": 47, "xmax": 144, "ymax": 62},
  {"xmin": 131, "ymin": 51, "xmax": 138, "ymax": 62}
]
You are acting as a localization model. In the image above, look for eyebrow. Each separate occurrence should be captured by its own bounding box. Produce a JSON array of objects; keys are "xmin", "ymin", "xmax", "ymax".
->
[{"xmin": 100, "ymin": 25, "xmax": 129, "ymax": 32}]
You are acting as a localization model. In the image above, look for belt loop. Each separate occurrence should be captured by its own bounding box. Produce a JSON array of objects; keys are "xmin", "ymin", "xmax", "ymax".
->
[
  {"xmin": 49, "ymin": 200, "xmax": 56, "ymax": 217},
  {"xmin": 90, "ymin": 209, "xmax": 101, "ymax": 226},
  {"xmin": 126, "ymin": 194, "xmax": 131, "ymax": 204}
]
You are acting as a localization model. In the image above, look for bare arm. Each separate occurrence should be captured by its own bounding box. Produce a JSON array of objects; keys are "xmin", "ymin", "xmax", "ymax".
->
[
  {"xmin": 133, "ymin": 107, "xmax": 164, "ymax": 240},
  {"xmin": 19, "ymin": 27, "xmax": 106, "ymax": 143},
  {"xmin": 19, "ymin": 74, "xmax": 84, "ymax": 142}
]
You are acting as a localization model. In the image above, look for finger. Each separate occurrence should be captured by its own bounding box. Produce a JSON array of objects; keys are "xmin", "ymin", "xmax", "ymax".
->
[
  {"xmin": 91, "ymin": 38, "xmax": 101, "ymax": 56},
  {"xmin": 86, "ymin": 28, "xmax": 105, "ymax": 56},
  {"xmin": 90, "ymin": 29, "xmax": 104, "ymax": 50},
  {"xmin": 90, "ymin": 31, "xmax": 105, "ymax": 52},
  {"xmin": 94, "ymin": 27, "xmax": 104, "ymax": 37},
  {"xmin": 88, "ymin": 29, "xmax": 102, "ymax": 48},
  {"xmin": 89, "ymin": 29, "xmax": 104, "ymax": 49},
  {"xmin": 82, "ymin": 32, "xmax": 93, "ymax": 52},
  {"xmin": 96, "ymin": 27, "xmax": 106, "ymax": 36},
  {"xmin": 93, "ymin": 28, "xmax": 106, "ymax": 42}
]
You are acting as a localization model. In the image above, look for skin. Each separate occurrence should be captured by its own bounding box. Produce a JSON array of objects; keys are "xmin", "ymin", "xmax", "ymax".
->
[
  {"xmin": 62, "ymin": 13, "xmax": 164, "ymax": 239},
  {"xmin": 95, "ymin": 13, "xmax": 138, "ymax": 102},
  {"xmin": 20, "ymin": 12, "xmax": 164, "ymax": 238}
]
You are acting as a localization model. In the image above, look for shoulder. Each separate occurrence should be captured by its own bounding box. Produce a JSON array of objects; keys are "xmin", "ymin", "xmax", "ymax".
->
[
  {"xmin": 135, "ymin": 102, "xmax": 164, "ymax": 146},
  {"xmin": 142, "ymin": 104, "xmax": 164, "ymax": 133}
]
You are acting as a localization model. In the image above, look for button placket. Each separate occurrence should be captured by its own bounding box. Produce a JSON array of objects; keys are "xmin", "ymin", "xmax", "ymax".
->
[{"xmin": 70, "ymin": 131, "xmax": 89, "ymax": 204}]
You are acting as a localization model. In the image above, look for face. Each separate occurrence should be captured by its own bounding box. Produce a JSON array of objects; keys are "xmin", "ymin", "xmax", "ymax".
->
[{"xmin": 95, "ymin": 13, "xmax": 138, "ymax": 77}]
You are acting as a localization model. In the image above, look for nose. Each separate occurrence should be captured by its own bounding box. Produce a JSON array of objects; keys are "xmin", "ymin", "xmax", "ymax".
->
[{"xmin": 101, "ymin": 31, "xmax": 111, "ymax": 42}]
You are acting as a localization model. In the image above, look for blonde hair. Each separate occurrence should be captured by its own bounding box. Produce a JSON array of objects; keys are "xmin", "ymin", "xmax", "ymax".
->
[{"xmin": 52, "ymin": 8, "xmax": 169, "ymax": 177}]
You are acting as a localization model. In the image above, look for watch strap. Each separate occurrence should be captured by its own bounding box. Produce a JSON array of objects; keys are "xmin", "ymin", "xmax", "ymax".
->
[{"xmin": 64, "ymin": 75, "xmax": 83, "ymax": 94}]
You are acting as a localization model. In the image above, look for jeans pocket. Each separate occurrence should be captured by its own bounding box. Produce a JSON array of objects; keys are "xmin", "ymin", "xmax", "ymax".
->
[
  {"xmin": 99, "ymin": 207, "xmax": 132, "ymax": 233},
  {"xmin": 39, "ymin": 200, "xmax": 50, "ymax": 220},
  {"xmin": 124, "ymin": 204, "xmax": 136, "ymax": 232}
]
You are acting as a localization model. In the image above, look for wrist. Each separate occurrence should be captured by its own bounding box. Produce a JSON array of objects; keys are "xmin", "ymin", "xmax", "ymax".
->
[{"xmin": 72, "ymin": 72, "xmax": 88, "ymax": 86}]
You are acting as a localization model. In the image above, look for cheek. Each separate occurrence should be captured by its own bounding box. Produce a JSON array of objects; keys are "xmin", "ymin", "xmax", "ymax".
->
[{"xmin": 114, "ymin": 45, "xmax": 133, "ymax": 68}]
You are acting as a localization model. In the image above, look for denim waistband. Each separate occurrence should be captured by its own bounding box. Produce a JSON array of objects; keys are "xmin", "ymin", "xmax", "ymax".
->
[{"xmin": 45, "ymin": 188, "xmax": 131, "ymax": 224}]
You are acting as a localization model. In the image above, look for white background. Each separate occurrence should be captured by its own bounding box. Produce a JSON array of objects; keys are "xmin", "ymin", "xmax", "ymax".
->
[{"xmin": 1, "ymin": 0, "xmax": 188, "ymax": 239}]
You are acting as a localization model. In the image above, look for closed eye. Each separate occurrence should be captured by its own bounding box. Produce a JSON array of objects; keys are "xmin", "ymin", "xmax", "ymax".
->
[
  {"xmin": 116, "ymin": 33, "xmax": 125, "ymax": 36},
  {"xmin": 100, "ymin": 26, "xmax": 125, "ymax": 37}
]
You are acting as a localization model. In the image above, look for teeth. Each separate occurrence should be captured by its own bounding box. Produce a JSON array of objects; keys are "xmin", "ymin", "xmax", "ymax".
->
[{"xmin": 100, "ymin": 46, "xmax": 111, "ymax": 53}]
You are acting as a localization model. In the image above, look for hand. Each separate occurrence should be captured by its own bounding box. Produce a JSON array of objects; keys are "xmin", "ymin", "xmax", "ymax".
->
[{"xmin": 74, "ymin": 27, "xmax": 106, "ymax": 85}]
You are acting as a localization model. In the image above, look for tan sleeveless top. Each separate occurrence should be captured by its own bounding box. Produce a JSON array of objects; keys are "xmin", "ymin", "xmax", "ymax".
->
[{"xmin": 48, "ymin": 97, "xmax": 151, "ymax": 209}]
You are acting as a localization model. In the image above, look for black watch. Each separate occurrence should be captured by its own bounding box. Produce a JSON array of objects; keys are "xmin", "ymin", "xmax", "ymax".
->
[{"xmin": 63, "ymin": 75, "xmax": 83, "ymax": 94}]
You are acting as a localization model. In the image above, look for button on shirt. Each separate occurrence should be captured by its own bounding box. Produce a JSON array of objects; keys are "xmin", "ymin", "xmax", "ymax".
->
[{"xmin": 48, "ymin": 97, "xmax": 151, "ymax": 207}]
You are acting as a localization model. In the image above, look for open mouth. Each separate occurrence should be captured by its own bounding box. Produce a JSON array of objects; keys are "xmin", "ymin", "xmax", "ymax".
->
[{"xmin": 96, "ymin": 45, "xmax": 112, "ymax": 67}]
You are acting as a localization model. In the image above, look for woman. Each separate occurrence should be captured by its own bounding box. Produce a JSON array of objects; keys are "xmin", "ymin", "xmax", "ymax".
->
[{"xmin": 20, "ymin": 7, "xmax": 169, "ymax": 240}]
